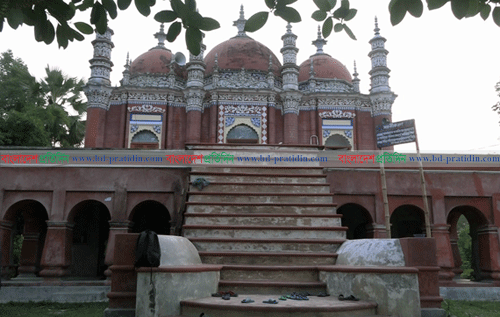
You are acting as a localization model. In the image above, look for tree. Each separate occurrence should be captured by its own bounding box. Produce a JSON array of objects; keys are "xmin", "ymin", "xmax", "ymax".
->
[
  {"xmin": 0, "ymin": 50, "xmax": 86, "ymax": 147},
  {"xmin": 1, "ymin": 0, "xmax": 500, "ymax": 56}
]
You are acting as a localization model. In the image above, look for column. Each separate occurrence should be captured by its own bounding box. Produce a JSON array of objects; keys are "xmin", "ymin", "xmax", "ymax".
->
[{"xmin": 39, "ymin": 222, "xmax": 74, "ymax": 278}]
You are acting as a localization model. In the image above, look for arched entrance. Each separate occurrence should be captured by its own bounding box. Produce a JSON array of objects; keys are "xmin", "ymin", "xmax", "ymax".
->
[
  {"xmin": 2, "ymin": 200, "xmax": 48, "ymax": 278},
  {"xmin": 390, "ymin": 205, "xmax": 425, "ymax": 238},
  {"xmin": 448, "ymin": 206, "xmax": 489, "ymax": 281},
  {"xmin": 130, "ymin": 200, "xmax": 171, "ymax": 235},
  {"xmin": 68, "ymin": 200, "xmax": 110, "ymax": 278},
  {"xmin": 226, "ymin": 124, "xmax": 259, "ymax": 143},
  {"xmin": 324, "ymin": 134, "xmax": 351, "ymax": 149},
  {"xmin": 337, "ymin": 203, "xmax": 374, "ymax": 239},
  {"xmin": 130, "ymin": 130, "xmax": 160, "ymax": 149}
]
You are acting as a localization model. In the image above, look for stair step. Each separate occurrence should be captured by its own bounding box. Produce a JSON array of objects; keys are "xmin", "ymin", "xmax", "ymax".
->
[
  {"xmin": 183, "ymin": 225, "xmax": 347, "ymax": 240},
  {"xmin": 189, "ymin": 182, "xmax": 331, "ymax": 193},
  {"xmin": 189, "ymin": 238, "xmax": 344, "ymax": 253},
  {"xmin": 220, "ymin": 265, "xmax": 320, "ymax": 282},
  {"xmin": 199, "ymin": 251, "xmax": 338, "ymax": 266},
  {"xmin": 190, "ymin": 166, "xmax": 325, "ymax": 175},
  {"xmin": 186, "ymin": 202, "xmax": 338, "ymax": 215},
  {"xmin": 190, "ymin": 172, "xmax": 327, "ymax": 184},
  {"xmin": 188, "ymin": 192, "xmax": 334, "ymax": 204},
  {"xmin": 218, "ymin": 280, "xmax": 327, "ymax": 295},
  {"xmin": 181, "ymin": 294, "xmax": 377, "ymax": 317},
  {"xmin": 184, "ymin": 213, "xmax": 342, "ymax": 227}
]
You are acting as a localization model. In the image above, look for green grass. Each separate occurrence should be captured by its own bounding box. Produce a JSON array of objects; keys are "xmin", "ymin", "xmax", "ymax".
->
[
  {"xmin": 442, "ymin": 300, "xmax": 500, "ymax": 317},
  {"xmin": 0, "ymin": 302, "xmax": 108, "ymax": 317}
]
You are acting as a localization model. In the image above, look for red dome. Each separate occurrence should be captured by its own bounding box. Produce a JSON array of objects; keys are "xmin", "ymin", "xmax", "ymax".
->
[
  {"xmin": 205, "ymin": 36, "xmax": 282, "ymax": 76},
  {"xmin": 298, "ymin": 54, "xmax": 352, "ymax": 83},
  {"xmin": 130, "ymin": 48, "xmax": 186, "ymax": 78}
]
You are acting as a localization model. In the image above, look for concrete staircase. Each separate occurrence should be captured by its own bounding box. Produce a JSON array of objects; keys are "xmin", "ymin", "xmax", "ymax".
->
[{"xmin": 181, "ymin": 164, "xmax": 378, "ymax": 316}]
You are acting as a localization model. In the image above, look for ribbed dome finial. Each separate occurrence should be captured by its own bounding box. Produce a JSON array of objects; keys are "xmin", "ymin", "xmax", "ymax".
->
[{"xmin": 233, "ymin": 5, "xmax": 247, "ymax": 37}]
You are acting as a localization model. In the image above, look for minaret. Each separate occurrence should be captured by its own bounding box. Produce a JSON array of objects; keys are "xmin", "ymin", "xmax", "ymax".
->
[
  {"xmin": 352, "ymin": 61, "xmax": 360, "ymax": 93},
  {"xmin": 368, "ymin": 17, "xmax": 396, "ymax": 118},
  {"xmin": 121, "ymin": 53, "xmax": 130, "ymax": 86},
  {"xmin": 84, "ymin": 28, "xmax": 114, "ymax": 148},
  {"xmin": 280, "ymin": 23, "xmax": 301, "ymax": 144},
  {"xmin": 184, "ymin": 21, "xmax": 207, "ymax": 144}
]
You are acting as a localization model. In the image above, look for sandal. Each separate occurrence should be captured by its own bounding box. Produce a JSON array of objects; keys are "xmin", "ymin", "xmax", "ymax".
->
[
  {"xmin": 222, "ymin": 293, "xmax": 231, "ymax": 300},
  {"xmin": 279, "ymin": 296, "xmax": 287, "ymax": 301},
  {"xmin": 226, "ymin": 291, "xmax": 238, "ymax": 297},
  {"xmin": 317, "ymin": 292, "xmax": 330, "ymax": 297},
  {"xmin": 346, "ymin": 295, "xmax": 359, "ymax": 301},
  {"xmin": 338, "ymin": 294, "xmax": 345, "ymax": 301},
  {"xmin": 263, "ymin": 299, "xmax": 278, "ymax": 304},
  {"xmin": 241, "ymin": 297, "xmax": 254, "ymax": 303}
]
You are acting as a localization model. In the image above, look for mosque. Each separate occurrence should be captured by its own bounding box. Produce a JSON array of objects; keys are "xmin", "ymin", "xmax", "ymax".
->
[{"xmin": 1, "ymin": 6, "xmax": 499, "ymax": 306}]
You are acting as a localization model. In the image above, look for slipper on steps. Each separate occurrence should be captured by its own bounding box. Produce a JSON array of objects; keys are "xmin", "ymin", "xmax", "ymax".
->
[
  {"xmin": 346, "ymin": 295, "xmax": 359, "ymax": 301},
  {"xmin": 241, "ymin": 298, "xmax": 254, "ymax": 303},
  {"xmin": 263, "ymin": 299, "xmax": 278, "ymax": 304}
]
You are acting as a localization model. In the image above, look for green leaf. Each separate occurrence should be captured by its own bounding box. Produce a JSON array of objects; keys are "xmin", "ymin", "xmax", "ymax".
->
[
  {"xmin": 43, "ymin": 20, "xmax": 56, "ymax": 44},
  {"xmin": 408, "ymin": 0, "xmax": 424, "ymax": 17},
  {"xmin": 71, "ymin": 27, "xmax": 85, "ymax": 41},
  {"xmin": 322, "ymin": 16, "xmax": 333, "ymax": 38},
  {"xmin": 102, "ymin": 0, "xmax": 118, "ymax": 19},
  {"xmin": 186, "ymin": 26, "xmax": 202, "ymax": 56},
  {"xmin": 166, "ymin": 21, "xmax": 182, "ymax": 42},
  {"xmin": 171, "ymin": 0, "xmax": 189, "ymax": 21},
  {"xmin": 77, "ymin": 0, "xmax": 95, "ymax": 11},
  {"xmin": 278, "ymin": 0, "xmax": 298, "ymax": 5},
  {"xmin": 480, "ymin": 3, "xmax": 491, "ymax": 20},
  {"xmin": 154, "ymin": 10, "xmax": 178, "ymax": 23},
  {"xmin": 135, "ymin": 0, "xmax": 151, "ymax": 16},
  {"xmin": 74, "ymin": 22, "xmax": 93, "ymax": 34},
  {"xmin": 333, "ymin": 1, "xmax": 349, "ymax": 19},
  {"xmin": 90, "ymin": 2, "xmax": 102, "ymax": 24},
  {"xmin": 56, "ymin": 24, "xmax": 69, "ymax": 48},
  {"xmin": 312, "ymin": 10, "xmax": 328, "ymax": 21},
  {"xmin": 465, "ymin": 0, "xmax": 481, "ymax": 18},
  {"xmin": 265, "ymin": 0, "xmax": 276, "ymax": 9},
  {"xmin": 7, "ymin": 8, "xmax": 24, "ymax": 29},
  {"xmin": 275, "ymin": 6, "xmax": 301, "ymax": 23},
  {"xmin": 427, "ymin": 0, "xmax": 449, "ymax": 10},
  {"xmin": 493, "ymin": 6, "xmax": 500, "ymax": 27},
  {"xmin": 244, "ymin": 11, "xmax": 269, "ymax": 32},
  {"xmin": 450, "ymin": 0, "xmax": 469, "ymax": 19},
  {"xmin": 186, "ymin": 0, "xmax": 196, "ymax": 12},
  {"xmin": 334, "ymin": 22, "xmax": 343, "ymax": 32},
  {"xmin": 389, "ymin": 0, "xmax": 407, "ymax": 26},
  {"xmin": 46, "ymin": 0, "xmax": 76, "ymax": 23},
  {"xmin": 198, "ymin": 17, "xmax": 220, "ymax": 31},
  {"xmin": 314, "ymin": 0, "xmax": 334, "ymax": 11},
  {"xmin": 185, "ymin": 11, "xmax": 204, "ymax": 27},
  {"xmin": 117, "ymin": 0, "xmax": 132, "ymax": 10},
  {"xmin": 344, "ymin": 8, "xmax": 357, "ymax": 21},
  {"xmin": 343, "ymin": 23, "xmax": 356, "ymax": 40}
]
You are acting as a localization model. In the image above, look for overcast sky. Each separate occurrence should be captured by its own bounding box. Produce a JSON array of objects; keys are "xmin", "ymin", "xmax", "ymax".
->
[{"xmin": 1, "ymin": 0, "xmax": 500, "ymax": 154}]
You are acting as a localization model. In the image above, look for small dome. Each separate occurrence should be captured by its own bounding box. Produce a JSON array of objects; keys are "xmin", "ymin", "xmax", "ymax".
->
[
  {"xmin": 129, "ymin": 48, "xmax": 186, "ymax": 78},
  {"xmin": 298, "ymin": 54, "xmax": 352, "ymax": 83},
  {"xmin": 205, "ymin": 36, "xmax": 282, "ymax": 76}
]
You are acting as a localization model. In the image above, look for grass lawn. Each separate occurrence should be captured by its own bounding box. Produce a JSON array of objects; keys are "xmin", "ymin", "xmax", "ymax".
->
[
  {"xmin": 442, "ymin": 300, "xmax": 500, "ymax": 317},
  {"xmin": 0, "ymin": 302, "xmax": 108, "ymax": 317}
]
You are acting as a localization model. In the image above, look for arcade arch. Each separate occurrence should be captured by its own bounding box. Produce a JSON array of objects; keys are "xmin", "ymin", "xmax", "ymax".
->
[
  {"xmin": 390, "ymin": 205, "xmax": 425, "ymax": 238},
  {"xmin": 337, "ymin": 203, "xmax": 374, "ymax": 239},
  {"xmin": 129, "ymin": 200, "xmax": 171, "ymax": 235}
]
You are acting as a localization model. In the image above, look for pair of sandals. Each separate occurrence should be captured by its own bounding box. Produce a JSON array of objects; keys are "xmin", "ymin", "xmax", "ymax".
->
[
  {"xmin": 338, "ymin": 294, "xmax": 359, "ymax": 301},
  {"xmin": 211, "ymin": 290, "xmax": 238, "ymax": 300},
  {"xmin": 286, "ymin": 292, "xmax": 309, "ymax": 300},
  {"xmin": 262, "ymin": 298, "xmax": 278, "ymax": 304},
  {"xmin": 241, "ymin": 297, "xmax": 255, "ymax": 303}
]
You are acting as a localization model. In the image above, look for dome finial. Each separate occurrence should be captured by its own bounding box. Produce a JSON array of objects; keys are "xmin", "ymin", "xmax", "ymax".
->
[
  {"xmin": 374, "ymin": 16, "xmax": 380, "ymax": 35},
  {"xmin": 154, "ymin": 23, "xmax": 168, "ymax": 49},
  {"xmin": 312, "ymin": 25, "xmax": 327, "ymax": 55},
  {"xmin": 233, "ymin": 5, "xmax": 247, "ymax": 37},
  {"xmin": 286, "ymin": 22, "xmax": 293, "ymax": 34},
  {"xmin": 353, "ymin": 60, "xmax": 358, "ymax": 78}
]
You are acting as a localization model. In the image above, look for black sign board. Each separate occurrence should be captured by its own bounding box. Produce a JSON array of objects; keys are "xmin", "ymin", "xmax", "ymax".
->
[{"xmin": 375, "ymin": 119, "xmax": 416, "ymax": 148}]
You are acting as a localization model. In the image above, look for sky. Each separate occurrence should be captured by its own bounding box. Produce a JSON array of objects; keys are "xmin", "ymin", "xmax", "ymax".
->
[{"xmin": 1, "ymin": 0, "xmax": 500, "ymax": 154}]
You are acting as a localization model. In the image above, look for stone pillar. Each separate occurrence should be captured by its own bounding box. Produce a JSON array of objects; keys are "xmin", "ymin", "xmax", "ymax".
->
[
  {"xmin": 39, "ymin": 222, "xmax": 74, "ymax": 278},
  {"xmin": 449, "ymin": 238, "xmax": 463, "ymax": 277},
  {"xmin": 0, "ymin": 220, "xmax": 14, "ymax": 278},
  {"xmin": 281, "ymin": 93, "xmax": 301, "ymax": 145},
  {"xmin": 366, "ymin": 223, "xmax": 388, "ymax": 238},
  {"xmin": 477, "ymin": 225, "xmax": 500, "ymax": 283},
  {"xmin": 431, "ymin": 224, "xmax": 455, "ymax": 283},
  {"xmin": 104, "ymin": 221, "xmax": 133, "ymax": 279}
]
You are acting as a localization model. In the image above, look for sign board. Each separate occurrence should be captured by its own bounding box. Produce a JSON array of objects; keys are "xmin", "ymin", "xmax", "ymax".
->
[{"xmin": 375, "ymin": 119, "xmax": 416, "ymax": 148}]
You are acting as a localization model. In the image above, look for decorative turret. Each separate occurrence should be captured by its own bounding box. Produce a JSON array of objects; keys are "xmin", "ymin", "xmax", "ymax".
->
[
  {"xmin": 281, "ymin": 23, "xmax": 299, "ymax": 91},
  {"xmin": 120, "ymin": 52, "xmax": 130, "ymax": 86},
  {"xmin": 368, "ymin": 18, "xmax": 396, "ymax": 117},
  {"xmin": 352, "ymin": 61, "xmax": 360, "ymax": 93},
  {"xmin": 84, "ymin": 27, "xmax": 114, "ymax": 110}
]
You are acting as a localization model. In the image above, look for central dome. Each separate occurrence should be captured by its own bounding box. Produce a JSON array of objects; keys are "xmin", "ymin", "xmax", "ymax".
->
[
  {"xmin": 298, "ymin": 54, "xmax": 352, "ymax": 83},
  {"xmin": 205, "ymin": 36, "xmax": 282, "ymax": 76}
]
